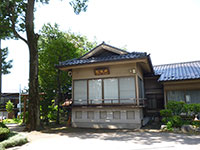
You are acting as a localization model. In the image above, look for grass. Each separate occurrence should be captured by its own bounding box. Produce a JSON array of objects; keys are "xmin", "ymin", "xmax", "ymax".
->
[
  {"xmin": 3, "ymin": 118, "xmax": 23, "ymax": 125},
  {"xmin": 0, "ymin": 132, "xmax": 28, "ymax": 150}
]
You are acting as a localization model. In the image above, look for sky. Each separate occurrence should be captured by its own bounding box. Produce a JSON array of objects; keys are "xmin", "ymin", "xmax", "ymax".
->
[{"xmin": 2, "ymin": 0, "xmax": 200, "ymax": 93}]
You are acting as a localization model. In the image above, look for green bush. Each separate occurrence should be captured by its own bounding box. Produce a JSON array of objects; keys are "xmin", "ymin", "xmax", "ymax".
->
[
  {"xmin": 190, "ymin": 104, "xmax": 200, "ymax": 114},
  {"xmin": 160, "ymin": 101, "xmax": 200, "ymax": 129},
  {"xmin": 0, "ymin": 122, "xmax": 8, "ymax": 129},
  {"xmin": 0, "ymin": 127, "xmax": 10, "ymax": 141},
  {"xmin": 6, "ymin": 100, "xmax": 14, "ymax": 113},
  {"xmin": 167, "ymin": 101, "xmax": 185, "ymax": 115},
  {"xmin": 3, "ymin": 119, "xmax": 23, "ymax": 124},
  {"xmin": 191, "ymin": 121, "xmax": 200, "ymax": 127},
  {"xmin": 170, "ymin": 115, "xmax": 183, "ymax": 128},
  {"xmin": 47, "ymin": 100, "xmax": 58, "ymax": 121},
  {"xmin": 166, "ymin": 121, "xmax": 173, "ymax": 131},
  {"xmin": 160, "ymin": 109, "xmax": 173, "ymax": 117},
  {"xmin": 0, "ymin": 133, "xmax": 28, "ymax": 149}
]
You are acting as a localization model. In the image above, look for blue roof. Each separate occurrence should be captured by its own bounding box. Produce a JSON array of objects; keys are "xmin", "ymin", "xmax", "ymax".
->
[
  {"xmin": 154, "ymin": 61, "xmax": 200, "ymax": 81},
  {"xmin": 58, "ymin": 52, "xmax": 148, "ymax": 68}
]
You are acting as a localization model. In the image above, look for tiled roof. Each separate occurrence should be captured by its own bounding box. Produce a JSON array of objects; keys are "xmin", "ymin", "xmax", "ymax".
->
[
  {"xmin": 58, "ymin": 52, "xmax": 148, "ymax": 68},
  {"xmin": 154, "ymin": 61, "xmax": 200, "ymax": 81}
]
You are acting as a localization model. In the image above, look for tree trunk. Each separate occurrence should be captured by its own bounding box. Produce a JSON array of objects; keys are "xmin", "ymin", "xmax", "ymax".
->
[
  {"xmin": 0, "ymin": 39, "xmax": 2, "ymax": 100},
  {"xmin": 0, "ymin": 39, "xmax": 2, "ymax": 122},
  {"xmin": 26, "ymin": 0, "xmax": 40, "ymax": 131}
]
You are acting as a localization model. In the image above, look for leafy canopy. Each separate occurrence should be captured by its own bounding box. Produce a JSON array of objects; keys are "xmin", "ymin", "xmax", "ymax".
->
[
  {"xmin": 38, "ymin": 23, "xmax": 96, "ymax": 122},
  {"xmin": 0, "ymin": 0, "xmax": 88, "ymax": 42}
]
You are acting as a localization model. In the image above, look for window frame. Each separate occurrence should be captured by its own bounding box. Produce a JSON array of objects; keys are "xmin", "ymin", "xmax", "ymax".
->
[
  {"xmin": 73, "ymin": 76, "xmax": 137, "ymax": 105},
  {"xmin": 166, "ymin": 89, "xmax": 200, "ymax": 104},
  {"xmin": 73, "ymin": 79, "xmax": 88, "ymax": 105}
]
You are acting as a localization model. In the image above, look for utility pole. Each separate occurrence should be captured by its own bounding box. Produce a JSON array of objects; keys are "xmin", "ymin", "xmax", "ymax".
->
[{"xmin": 18, "ymin": 84, "xmax": 22, "ymax": 117}]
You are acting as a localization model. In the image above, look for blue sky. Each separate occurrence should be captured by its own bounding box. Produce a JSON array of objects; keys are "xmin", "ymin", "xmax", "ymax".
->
[{"xmin": 2, "ymin": 0, "xmax": 200, "ymax": 92}]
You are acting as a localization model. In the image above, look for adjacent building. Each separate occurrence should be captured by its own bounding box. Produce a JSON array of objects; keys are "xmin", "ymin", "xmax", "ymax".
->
[{"xmin": 0, "ymin": 93, "xmax": 19, "ymax": 119}]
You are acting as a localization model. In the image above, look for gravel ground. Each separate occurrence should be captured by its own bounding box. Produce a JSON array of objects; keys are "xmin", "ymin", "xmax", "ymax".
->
[{"xmin": 6, "ymin": 125, "xmax": 200, "ymax": 150}]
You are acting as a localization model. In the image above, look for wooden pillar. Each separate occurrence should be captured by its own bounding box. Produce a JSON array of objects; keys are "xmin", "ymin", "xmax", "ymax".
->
[
  {"xmin": 164, "ymin": 87, "xmax": 167, "ymax": 109},
  {"xmin": 135, "ymin": 74, "xmax": 139, "ymax": 106}
]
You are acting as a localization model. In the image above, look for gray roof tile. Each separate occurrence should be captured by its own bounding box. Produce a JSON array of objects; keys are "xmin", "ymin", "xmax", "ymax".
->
[{"xmin": 154, "ymin": 61, "xmax": 200, "ymax": 81}]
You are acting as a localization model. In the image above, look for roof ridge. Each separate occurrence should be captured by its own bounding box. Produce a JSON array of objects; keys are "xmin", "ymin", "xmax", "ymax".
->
[
  {"xmin": 154, "ymin": 60, "xmax": 200, "ymax": 67},
  {"xmin": 85, "ymin": 51, "xmax": 146, "ymax": 60},
  {"xmin": 102, "ymin": 42, "xmax": 129, "ymax": 54},
  {"xmin": 79, "ymin": 42, "xmax": 129, "ymax": 59},
  {"xmin": 131, "ymin": 51, "xmax": 147, "ymax": 55}
]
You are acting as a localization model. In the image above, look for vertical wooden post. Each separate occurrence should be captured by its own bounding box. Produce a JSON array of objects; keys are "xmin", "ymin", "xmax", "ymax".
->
[
  {"xmin": 118, "ymin": 79, "xmax": 120, "ymax": 104},
  {"xmin": 164, "ymin": 87, "xmax": 167, "ymax": 109},
  {"xmin": 102, "ymin": 79, "xmax": 104, "ymax": 104},
  {"xmin": 135, "ymin": 74, "xmax": 139, "ymax": 106},
  {"xmin": 87, "ymin": 80, "xmax": 89, "ymax": 104}
]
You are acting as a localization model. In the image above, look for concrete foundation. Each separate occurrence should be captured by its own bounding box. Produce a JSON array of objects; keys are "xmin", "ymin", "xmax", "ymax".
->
[{"xmin": 72, "ymin": 107, "xmax": 144, "ymax": 129}]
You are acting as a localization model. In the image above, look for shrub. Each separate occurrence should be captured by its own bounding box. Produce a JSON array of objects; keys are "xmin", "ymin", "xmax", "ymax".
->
[
  {"xmin": 0, "ymin": 127, "xmax": 10, "ymax": 141},
  {"xmin": 0, "ymin": 122, "xmax": 8, "ymax": 129},
  {"xmin": 190, "ymin": 104, "xmax": 200, "ymax": 115},
  {"xmin": 191, "ymin": 121, "xmax": 200, "ymax": 127},
  {"xmin": 160, "ymin": 101, "xmax": 200, "ymax": 129},
  {"xmin": 166, "ymin": 121, "xmax": 173, "ymax": 131},
  {"xmin": 167, "ymin": 101, "xmax": 185, "ymax": 115},
  {"xmin": 47, "ymin": 100, "xmax": 58, "ymax": 121},
  {"xmin": 0, "ymin": 133, "xmax": 28, "ymax": 149},
  {"xmin": 160, "ymin": 109, "xmax": 173, "ymax": 117},
  {"xmin": 3, "ymin": 119, "xmax": 23, "ymax": 124},
  {"xmin": 6, "ymin": 100, "xmax": 14, "ymax": 113},
  {"xmin": 170, "ymin": 115, "xmax": 183, "ymax": 128}
]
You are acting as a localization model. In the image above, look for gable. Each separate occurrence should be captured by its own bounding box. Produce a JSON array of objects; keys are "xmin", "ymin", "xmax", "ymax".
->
[
  {"xmin": 89, "ymin": 48, "xmax": 120, "ymax": 58},
  {"xmin": 81, "ymin": 42, "xmax": 128, "ymax": 59}
]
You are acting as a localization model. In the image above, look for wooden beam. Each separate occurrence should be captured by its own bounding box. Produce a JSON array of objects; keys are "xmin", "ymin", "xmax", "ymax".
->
[
  {"xmin": 135, "ymin": 74, "xmax": 139, "ymax": 106},
  {"xmin": 164, "ymin": 87, "xmax": 167, "ymax": 109}
]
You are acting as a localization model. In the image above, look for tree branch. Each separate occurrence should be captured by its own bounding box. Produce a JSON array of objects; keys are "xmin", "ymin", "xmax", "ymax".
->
[
  {"xmin": 11, "ymin": 19, "xmax": 28, "ymax": 44},
  {"xmin": 10, "ymin": 6, "xmax": 28, "ymax": 44}
]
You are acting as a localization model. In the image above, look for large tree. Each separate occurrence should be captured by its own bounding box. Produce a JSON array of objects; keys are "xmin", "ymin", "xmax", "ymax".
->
[
  {"xmin": 38, "ymin": 23, "xmax": 96, "ymax": 124},
  {"xmin": 0, "ymin": 0, "xmax": 88, "ymax": 131}
]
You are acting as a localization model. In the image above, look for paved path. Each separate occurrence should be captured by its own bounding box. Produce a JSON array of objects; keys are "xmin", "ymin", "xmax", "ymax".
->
[{"xmin": 8, "ymin": 127, "xmax": 200, "ymax": 150}]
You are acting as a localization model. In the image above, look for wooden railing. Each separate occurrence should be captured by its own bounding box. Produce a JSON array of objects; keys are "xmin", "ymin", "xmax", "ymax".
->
[{"xmin": 73, "ymin": 98, "xmax": 147, "ymax": 107}]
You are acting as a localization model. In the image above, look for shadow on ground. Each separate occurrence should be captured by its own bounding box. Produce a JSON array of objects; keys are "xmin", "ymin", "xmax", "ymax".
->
[
  {"xmin": 7, "ymin": 123, "xmax": 200, "ymax": 146},
  {"xmin": 40, "ymin": 126, "xmax": 200, "ymax": 146},
  {"xmin": 6, "ymin": 124, "xmax": 26, "ymax": 132}
]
